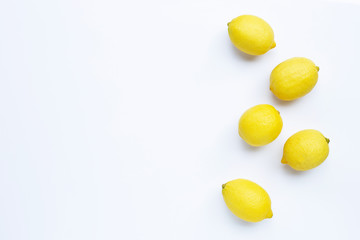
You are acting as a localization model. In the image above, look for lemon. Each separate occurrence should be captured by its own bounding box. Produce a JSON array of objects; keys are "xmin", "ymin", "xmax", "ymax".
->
[
  {"xmin": 222, "ymin": 179, "xmax": 273, "ymax": 222},
  {"xmin": 228, "ymin": 15, "xmax": 276, "ymax": 55},
  {"xmin": 238, "ymin": 104, "xmax": 282, "ymax": 146},
  {"xmin": 270, "ymin": 57, "xmax": 319, "ymax": 101},
  {"xmin": 282, "ymin": 129, "xmax": 330, "ymax": 171}
]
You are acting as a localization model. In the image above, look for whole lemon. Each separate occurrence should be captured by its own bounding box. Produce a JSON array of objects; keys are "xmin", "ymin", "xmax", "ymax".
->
[
  {"xmin": 238, "ymin": 104, "xmax": 283, "ymax": 146},
  {"xmin": 228, "ymin": 15, "xmax": 276, "ymax": 56},
  {"xmin": 222, "ymin": 179, "xmax": 273, "ymax": 223},
  {"xmin": 270, "ymin": 57, "xmax": 319, "ymax": 101},
  {"xmin": 282, "ymin": 129, "xmax": 330, "ymax": 171}
]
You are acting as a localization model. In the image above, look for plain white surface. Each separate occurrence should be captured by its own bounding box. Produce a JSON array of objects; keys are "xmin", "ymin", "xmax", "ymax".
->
[
  {"xmin": 1, "ymin": 0, "xmax": 360, "ymax": 239},
  {"xmin": 331, "ymin": 0, "xmax": 360, "ymax": 3},
  {"xmin": 333, "ymin": 0, "xmax": 360, "ymax": 3}
]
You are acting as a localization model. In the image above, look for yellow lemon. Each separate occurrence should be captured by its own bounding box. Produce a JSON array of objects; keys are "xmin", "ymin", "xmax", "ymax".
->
[
  {"xmin": 270, "ymin": 57, "xmax": 319, "ymax": 101},
  {"xmin": 282, "ymin": 129, "xmax": 330, "ymax": 171},
  {"xmin": 222, "ymin": 179, "xmax": 273, "ymax": 223},
  {"xmin": 238, "ymin": 104, "xmax": 282, "ymax": 146},
  {"xmin": 228, "ymin": 15, "xmax": 276, "ymax": 56}
]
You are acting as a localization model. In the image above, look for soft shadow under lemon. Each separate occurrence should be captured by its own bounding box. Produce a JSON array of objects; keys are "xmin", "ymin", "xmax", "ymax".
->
[
  {"xmin": 239, "ymin": 138, "xmax": 261, "ymax": 152},
  {"xmin": 230, "ymin": 44, "xmax": 258, "ymax": 62},
  {"xmin": 281, "ymin": 164, "xmax": 308, "ymax": 176}
]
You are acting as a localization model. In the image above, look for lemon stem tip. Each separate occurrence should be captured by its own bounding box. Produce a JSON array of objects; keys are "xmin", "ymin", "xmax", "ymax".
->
[
  {"xmin": 222, "ymin": 184, "xmax": 226, "ymax": 189},
  {"xmin": 316, "ymin": 66, "xmax": 320, "ymax": 71},
  {"xmin": 325, "ymin": 137, "xmax": 330, "ymax": 144}
]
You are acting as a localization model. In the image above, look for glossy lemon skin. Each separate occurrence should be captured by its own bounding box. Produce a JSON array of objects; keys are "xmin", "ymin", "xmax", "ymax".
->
[
  {"xmin": 238, "ymin": 104, "xmax": 283, "ymax": 146},
  {"xmin": 282, "ymin": 129, "xmax": 330, "ymax": 171},
  {"xmin": 270, "ymin": 57, "xmax": 319, "ymax": 101},
  {"xmin": 222, "ymin": 179, "xmax": 273, "ymax": 223},
  {"xmin": 228, "ymin": 15, "xmax": 276, "ymax": 55}
]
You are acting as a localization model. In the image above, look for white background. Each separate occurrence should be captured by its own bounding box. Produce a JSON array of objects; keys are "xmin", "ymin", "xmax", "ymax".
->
[{"xmin": 0, "ymin": 0, "xmax": 360, "ymax": 239}]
